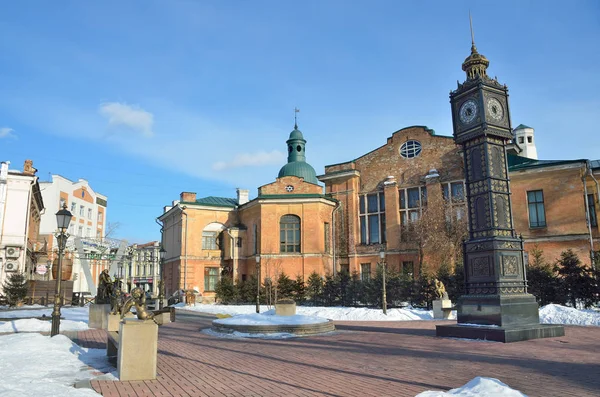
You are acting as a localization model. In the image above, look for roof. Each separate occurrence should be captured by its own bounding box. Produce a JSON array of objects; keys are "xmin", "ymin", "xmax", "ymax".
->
[
  {"xmin": 508, "ymin": 154, "xmax": 586, "ymax": 172},
  {"xmin": 278, "ymin": 161, "xmax": 319, "ymax": 185},
  {"xmin": 590, "ymin": 160, "xmax": 600, "ymax": 170},
  {"xmin": 182, "ymin": 196, "xmax": 238, "ymax": 208},
  {"xmin": 514, "ymin": 124, "xmax": 533, "ymax": 130}
]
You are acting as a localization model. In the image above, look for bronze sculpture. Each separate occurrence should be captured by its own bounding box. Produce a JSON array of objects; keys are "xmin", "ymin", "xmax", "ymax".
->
[
  {"xmin": 120, "ymin": 287, "xmax": 155, "ymax": 321},
  {"xmin": 434, "ymin": 279, "xmax": 449, "ymax": 300},
  {"xmin": 95, "ymin": 269, "xmax": 114, "ymax": 304}
]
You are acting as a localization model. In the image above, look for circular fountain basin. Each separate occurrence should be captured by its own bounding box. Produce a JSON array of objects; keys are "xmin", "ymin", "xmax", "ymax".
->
[{"xmin": 211, "ymin": 313, "xmax": 335, "ymax": 336}]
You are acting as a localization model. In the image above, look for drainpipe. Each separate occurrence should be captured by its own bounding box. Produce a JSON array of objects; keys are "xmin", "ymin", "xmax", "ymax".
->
[
  {"xmin": 587, "ymin": 161, "xmax": 599, "ymax": 269},
  {"xmin": 331, "ymin": 200, "xmax": 341, "ymax": 276},
  {"xmin": 180, "ymin": 206, "xmax": 188, "ymax": 292},
  {"xmin": 583, "ymin": 162, "xmax": 595, "ymax": 269}
]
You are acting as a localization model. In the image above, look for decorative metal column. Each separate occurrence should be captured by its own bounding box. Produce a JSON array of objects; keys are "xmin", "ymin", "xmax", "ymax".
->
[{"xmin": 436, "ymin": 25, "xmax": 564, "ymax": 342}]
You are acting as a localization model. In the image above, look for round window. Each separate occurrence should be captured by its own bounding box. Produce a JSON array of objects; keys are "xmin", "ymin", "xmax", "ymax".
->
[
  {"xmin": 399, "ymin": 140, "xmax": 422, "ymax": 159},
  {"xmin": 296, "ymin": 145, "xmax": 302, "ymax": 152}
]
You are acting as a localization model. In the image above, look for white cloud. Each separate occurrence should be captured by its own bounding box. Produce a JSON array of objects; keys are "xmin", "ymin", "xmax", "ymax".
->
[
  {"xmin": 0, "ymin": 127, "xmax": 16, "ymax": 139},
  {"xmin": 99, "ymin": 102, "xmax": 154, "ymax": 137},
  {"xmin": 212, "ymin": 150, "xmax": 286, "ymax": 171}
]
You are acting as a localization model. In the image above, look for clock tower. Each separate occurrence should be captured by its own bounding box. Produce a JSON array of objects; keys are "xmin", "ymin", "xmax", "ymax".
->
[{"xmin": 436, "ymin": 28, "xmax": 564, "ymax": 342}]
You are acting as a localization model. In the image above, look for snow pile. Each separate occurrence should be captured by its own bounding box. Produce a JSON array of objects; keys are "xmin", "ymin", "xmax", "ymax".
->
[
  {"xmin": 539, "ymin": 304, "xmax": 600, "ymax": 326},
  {"xmin": 0, "ymin": 306, "xmax": 90, "ymax": 332},
  {"xmin": 213, "ymin": 310, "xmax": 329, "ymax": 325},
  {"xmin": 179, "ymin": 304, "xmax": 438, "ymax": 321},
  {"xmin": 417, "ymin": 377, "xmax": 527, "ymax": 396},
  {"xmin": 0, "ymin": 333, "xmax": 114, "ymax": 396}
]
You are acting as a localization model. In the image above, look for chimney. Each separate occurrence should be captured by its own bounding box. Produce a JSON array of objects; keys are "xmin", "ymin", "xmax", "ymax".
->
[
  {"xmin": 23, "ymin": 159, "xmax": 37, "ymax": 176},
  {"xmin": 237, "ymin": 188, "xmax": 249, "ymax": 205},
  {"xmin": 180, "ymin": 192, "xmax": 196, "ymax": 203}
]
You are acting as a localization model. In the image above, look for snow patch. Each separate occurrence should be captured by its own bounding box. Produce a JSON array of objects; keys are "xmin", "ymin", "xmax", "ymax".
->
[{"xmin": 416, "ymin": 376, "xmax": 527, "ymax": 396}]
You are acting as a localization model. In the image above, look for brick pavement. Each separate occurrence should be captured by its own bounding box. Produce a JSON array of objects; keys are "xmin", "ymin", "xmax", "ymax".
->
[{"xmin": 69, "ymin": 313, "xmax": 600, "ymax": 397}]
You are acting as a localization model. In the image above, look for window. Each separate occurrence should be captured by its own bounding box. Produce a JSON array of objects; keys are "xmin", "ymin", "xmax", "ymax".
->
[
  {"xmin": 518, "ymin": 137, "xmax": 524, "ymax": 144},
  {"xmin": 441, "ymin": 181, "xmax": 467, "ymax": 222},
  {"xmin": 236, "ymin": 237, "xmax": 243, "ymax": 248},
  {"xmin": 399, "ymin": 186, "xmax": 427, "ymax": 237},
  {"xmin": 98, "ymin": 212, "xmax": 103, "ymax": 222},
  {"xmin": 86, "ymin": 227, "xmax": 91, "ymax": 237},
  {"xmin": 340, "ymin": 264, "xmax": 350, "ymax": 274},
  {"xmin": 361, "ymin": 263, "xmax": 371, "ymax": 281},
  {"xmin": 527, "ymin": 136, "xmax": 533, "ymax": 143},
  {"xmin": 69, "ymin": 224, "xmax": 74, "ymax": 235},
  {"xmin": 204, "ymin": 267, "xmax": 219, "ymax": 291},
  {"xmin": 280, "ymin": 215, "xmax": 301, "ymax": 253},
  {"xmin": 78, "ymin": 226, "xmax": 83, "ymax": 236},
  {"xmin": 71, "ymin": 202, "xmax": 76, "ymax": 212},
  {"xmin": 527, "ymin": 190, "xmax": 546, "ymax": 228},
  {"xmin": 359, "ymin": 192, "xmax": 386, "ymax": 244},
  {"xmin": 202, "ymin": 231, "xmax": 218, "ymax": 250},
  {"xmin": 588, "ymin": 194, "xmax": 598, "ymax": 227},
  {"xmin": 324, "ymin": 222, "xmax": 330, "ymax": 253},
  {"xmin": 79, "ymin": 205, "xmax": 84, "ymax": 216},
  {"xmin": 88, "ymin": 208, "xmax": 92, "ymax": 219},
  {"xmin": 96, "ymin": 230, "xmax": 102, "ymax": 238},
  {"xmin": 401, "ymin": 261, "xmax": 414, "ymax": 278},
  {"xmin": 399, "ymin": 140, "xmax": 422, "ymax": 159},
  {"xmin": 60, "ymin": 198, "xmax": 66, "ymax": 209}
]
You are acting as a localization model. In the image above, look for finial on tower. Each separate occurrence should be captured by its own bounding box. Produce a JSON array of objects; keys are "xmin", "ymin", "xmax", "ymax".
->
[
  {"xmin": 294, "ymin": 107, "xmax": 300, "ymax": 129},
  {"xmin": 469, "ymin": 11, "xmax": 476, "ymax": 51}
]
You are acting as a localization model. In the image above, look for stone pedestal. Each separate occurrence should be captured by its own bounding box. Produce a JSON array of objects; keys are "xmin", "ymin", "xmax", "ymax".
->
[
  {"xmin": 89, "ymin": 303, "xmax": 111, "ymax": 329},
  {"xmin": 154, "ymin": 312, "xmax": 171, "ymax": 326},
  {"xmin": 275, "ymin": 301, "xmax": 296, "ymax": 316},
  {"xmin": 433, "ymin": 299, "xmax": 453, "ymax": 320},
  {"xmin": 118, "ymin": 318, "xmax": 158, "ymax": 381},
  {"xmin": 107, "ymin": 314, "xmax": 121, "ymax": 332}
]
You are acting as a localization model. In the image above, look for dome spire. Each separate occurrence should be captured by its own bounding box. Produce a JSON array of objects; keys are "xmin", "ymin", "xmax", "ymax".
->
[
  {"xmin": 294, "ymin": 107, "xmax": 300, "ymax": 130},
  {"xmin": 462, "ymin": 13, "xmax": 489, "ymax": 81}
]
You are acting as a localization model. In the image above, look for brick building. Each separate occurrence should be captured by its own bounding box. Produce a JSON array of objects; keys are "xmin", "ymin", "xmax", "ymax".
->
[{"xmin": 158, "ymin": 125, "xmax": 336, "ymax": 299}]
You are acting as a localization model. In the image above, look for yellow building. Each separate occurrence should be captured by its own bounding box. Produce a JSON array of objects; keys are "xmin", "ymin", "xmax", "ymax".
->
[{"xmin": 158, "ymin": 125, "xmax": 337, "ymax": 300}]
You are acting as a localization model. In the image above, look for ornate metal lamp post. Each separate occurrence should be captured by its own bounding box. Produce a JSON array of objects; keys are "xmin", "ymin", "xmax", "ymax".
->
[
  {"xmin": 380, "ymin": 250, "xmax": 387, "ymax": 315},
  {"xmin": 255, "ymin": 255, "xmax": 260, "ymax": 313},
  {"xmin": 158, "ymin": 246, "xmax": 166, "ymax": 309},
  {"xmin": 51, "ymin": 204, "xmax": 72, "ymax": 337}
]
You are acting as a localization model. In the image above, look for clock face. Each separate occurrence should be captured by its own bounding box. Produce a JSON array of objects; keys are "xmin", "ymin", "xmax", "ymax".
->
[
  {"xmin": 486, "ymin": 97, "xmax": 504, "ymax": 122},
  {"xmin": 459, "ymin": 99, "xmax": 478, "ymax": 124}
]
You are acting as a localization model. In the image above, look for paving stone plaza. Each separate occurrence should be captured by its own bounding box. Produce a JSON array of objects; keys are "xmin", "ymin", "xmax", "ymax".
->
[{"xmin": 68, "ymin": 311, "xmax": 600, "ymax": 397}]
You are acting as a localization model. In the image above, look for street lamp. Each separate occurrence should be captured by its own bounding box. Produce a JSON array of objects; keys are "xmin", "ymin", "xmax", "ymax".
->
[
  {"xmin": 51, "ymin": 204, "xmax": 72, "ymax": 337},
  {"xmin": 255, "ymin": 255, "xmax": 260, "ymax": 313},
  {"xmin": 380, "ymin": 250, "xmax": 387, "ymax": 315},
  {"xmin": 159, "ymin": 246, "xmax": 166, "ymax": 309}
]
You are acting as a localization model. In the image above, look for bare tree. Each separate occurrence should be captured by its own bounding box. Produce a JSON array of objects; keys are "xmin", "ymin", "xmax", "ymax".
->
[
  {"xmin": 404, "ymin": 194, "xmax": 468, "ymax": 275},
  {"xmin": 104, "ymin": 222, "xmax": 122, "ymax": 239}
]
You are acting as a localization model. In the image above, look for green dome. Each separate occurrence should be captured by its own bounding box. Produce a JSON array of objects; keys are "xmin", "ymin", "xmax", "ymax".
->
[
  {"xmin": 278, "ymin": 161, "xmax": 319, "ymax": 185},
  {"xmin": 289, "ymin": 128, "xmax": 305, "ymax": 140}
]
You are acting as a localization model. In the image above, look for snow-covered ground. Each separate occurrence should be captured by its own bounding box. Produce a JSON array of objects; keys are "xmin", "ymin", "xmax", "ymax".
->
[
  {"xmin": 0, "ymin": 333, "xmax": 114, "ymax": 397},
  {"xmin": 0, "ymin": 306, "xmax": 90, "ymax": 332},
  {"xmin": 178, "ymin": 302, "xmax": 600, "ymax": 326}
]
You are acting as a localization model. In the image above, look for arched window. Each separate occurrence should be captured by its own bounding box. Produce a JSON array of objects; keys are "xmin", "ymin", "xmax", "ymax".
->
[
  {"xmin": 202, "ymin": 222, "xmax": 225, "ymax": 250},
  {"xmin": 280, "ymin": 215, "xmax": 301, "ymax": 253}
]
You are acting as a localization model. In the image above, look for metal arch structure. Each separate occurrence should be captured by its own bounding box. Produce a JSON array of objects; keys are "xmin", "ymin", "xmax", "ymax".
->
[{"xmin": 70, "ymin": 236, "xmax": 128, "ymax": 294}]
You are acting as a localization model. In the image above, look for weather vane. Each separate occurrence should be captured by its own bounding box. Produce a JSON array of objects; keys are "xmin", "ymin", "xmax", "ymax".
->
[{"xmin": 294, "ymin": 107, "xmax": 300, "ymax": 129}]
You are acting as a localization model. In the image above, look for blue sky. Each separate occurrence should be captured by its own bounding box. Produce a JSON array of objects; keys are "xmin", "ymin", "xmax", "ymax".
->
[{"xmin": 1, "ymin": 1, "xmax": 599, "ymax": 243}]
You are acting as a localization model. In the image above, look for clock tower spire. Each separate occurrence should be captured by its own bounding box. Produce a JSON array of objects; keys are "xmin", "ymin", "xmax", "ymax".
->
[{"xmin": 436, "ymin": 20, "xmax": 564, "ymax": 342}]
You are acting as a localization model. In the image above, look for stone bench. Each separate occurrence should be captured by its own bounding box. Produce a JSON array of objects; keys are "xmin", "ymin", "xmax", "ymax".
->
[
  {"xmin": 105, "ymin": 318, "xmax": 158, "ymax": 381},
  {"xmin": 433, "ymin": 299, "xmax": 454, "ymax": 320}
]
